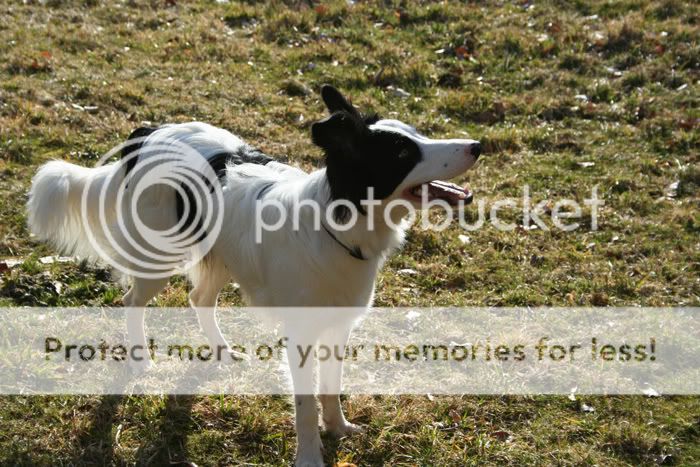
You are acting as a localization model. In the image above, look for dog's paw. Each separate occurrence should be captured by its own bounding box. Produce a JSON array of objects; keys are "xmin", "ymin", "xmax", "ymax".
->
[
  {"xmin": 295, "ymin": 436, "xmax": 324, "ymax": 467},
  {"xmin": 294, "ymin": 451, "xmax": 324, "ymax": 467},
  {"xmin": 325, "ymin": 421, "xmax": 364, "ymax": 438}
]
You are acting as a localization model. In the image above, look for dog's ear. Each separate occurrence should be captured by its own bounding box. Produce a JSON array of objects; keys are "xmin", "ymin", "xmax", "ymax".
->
[
  {"xmin": 312, "ymin": 111, "xmax": 369, "ymax": 220},
  {"xmin": 311, "ymin": 111, "xmax": 364, "ymax": 159},
  {"xmin": 320, "ymin": 85, "xmax": 360, "ymax": 116}
]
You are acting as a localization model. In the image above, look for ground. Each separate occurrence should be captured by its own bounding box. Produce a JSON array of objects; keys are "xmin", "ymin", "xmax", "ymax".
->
[{"xmin": 0, "ymin": 0, "xmax": 698, "ymax": 465}]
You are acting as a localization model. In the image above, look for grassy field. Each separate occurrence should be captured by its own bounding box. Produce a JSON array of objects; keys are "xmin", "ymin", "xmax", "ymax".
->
[{"xmin": 0, "ymin": 0, "xmax": 699, "ymax": 465}]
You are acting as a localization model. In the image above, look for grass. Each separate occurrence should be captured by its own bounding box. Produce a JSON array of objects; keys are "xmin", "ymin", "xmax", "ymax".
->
[{"xmin": 0, "ymin": 0, "xmax": 698, "ymax": 465}]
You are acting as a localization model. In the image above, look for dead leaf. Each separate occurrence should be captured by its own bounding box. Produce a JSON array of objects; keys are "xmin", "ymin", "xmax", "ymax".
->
[
  {"xmin": 449, "ymin": 409, "xmax": 461, "ymax": 423},
  {"xmin": 678, "ymin": 118, "xmax": 697, "ymax": 131},
  {"xmin": 455, "ymin": 46, "xmax": 469, "ymax": 59},
  {"xmin": 398, "ymin": 268, "xmax": 418, "ymax": 275},
  {"xmin": 114, "ymin": 423, "xmax": 123, "ymax": 447},
  {"xmin": 386, "ymin": 85, "xmax": 410, "ymax": 99},
  {"xmin": 314, "ymin": 4, "xmax": 329, "ymax": 15},
  {"xmin": 546, "ymin": 22, "xmax": 561, "ymax": 34},
  {"xmin": 491, "ymin": 430, "xmax": 512, "ymax": 442},
  {"xmin": 0, "ymin": 258, "xmax": 23, "ymax": 271},
  {"xmin": 666, "ymin": 181, "xmax": 679, "ymax": 198},
  {"xmin": 39, "ymin": 256, "xmax": 73, "ymax": 265},
  {"xmin": 581, "ymin": 403, "xmax": 595, "ymax": 413}
]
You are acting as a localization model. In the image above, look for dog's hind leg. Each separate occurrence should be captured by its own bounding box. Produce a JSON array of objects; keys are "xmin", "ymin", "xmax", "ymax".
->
[
  {"xmin": 188, "ymin": 259, "xmax": 234, "ymax": 354},
  {"xmin": 123, "ymin": 277, "xmax": 169, "ymax": 373}
]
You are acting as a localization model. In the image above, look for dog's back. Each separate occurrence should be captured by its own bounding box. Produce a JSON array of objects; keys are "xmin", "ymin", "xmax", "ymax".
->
[{"xmin": 27, "ymin": 122, "xmax": 286, "ymax": 279}]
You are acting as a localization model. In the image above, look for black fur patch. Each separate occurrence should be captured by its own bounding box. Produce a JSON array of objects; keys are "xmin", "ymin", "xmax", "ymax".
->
[
  {"xmin": 176, "ymin": 146, "xmax": 274, "ymax": 238},
  {"xmin": 121, "ymin": 126, "xmax": 158, "ymax": 176},
  {"xmin": 204, "ymin": 146, "xmax": 274, "ymax": 179},
  {"xmin": 312, "ymin": 88, "xmax": 422, "ymax": 221}
]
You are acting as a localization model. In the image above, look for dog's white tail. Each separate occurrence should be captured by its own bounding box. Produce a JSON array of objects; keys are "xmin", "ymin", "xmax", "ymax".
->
[{"xmin": 27, "ymin": 160, "xmax": 118, "ymax": 263}]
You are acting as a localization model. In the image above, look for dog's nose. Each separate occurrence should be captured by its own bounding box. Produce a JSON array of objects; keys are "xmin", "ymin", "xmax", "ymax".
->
[{"xmin": 470, "ymin": 142, "xmax": 482, "ymax": 159}]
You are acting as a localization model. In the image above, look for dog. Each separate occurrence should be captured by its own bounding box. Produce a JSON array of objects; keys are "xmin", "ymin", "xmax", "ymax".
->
[{"xmin": 27, "ymin": 85, "xmax": 481, "ymax": 466}]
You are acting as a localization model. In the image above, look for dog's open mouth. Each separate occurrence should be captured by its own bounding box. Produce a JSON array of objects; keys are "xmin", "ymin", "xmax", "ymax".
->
[{"xmin": 403, "ymin": 181, "xmax": 473, "ymax": 206}]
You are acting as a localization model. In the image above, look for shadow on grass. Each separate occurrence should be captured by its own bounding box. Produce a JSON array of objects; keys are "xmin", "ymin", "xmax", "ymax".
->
[
  {"xmin": 69, "ymin": 395, "xmax": 125, "ymax": 465},
  {"xmin": 132, "ymin": 363, "xmax": 212, "ymax": 465},
  {"xmin": 61, "ymin": 393, "xmax": 196, "ymax": 466},
  {"xmin": 65, "ymin": 366, "xmax": 204, "ymax": 466},
  {"xmin": 134, "ymin": 395, "xmax": 196, "ymax": 466}
]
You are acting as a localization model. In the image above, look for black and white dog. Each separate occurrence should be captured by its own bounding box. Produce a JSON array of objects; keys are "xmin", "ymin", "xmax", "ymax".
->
[{"xmin": 27, "ymin": 85, "xmax": 480, "ymax": 466}]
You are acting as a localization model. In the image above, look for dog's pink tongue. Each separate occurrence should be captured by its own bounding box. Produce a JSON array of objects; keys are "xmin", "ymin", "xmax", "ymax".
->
[{"xmin": 427, "ymin": 180, "xmax": 471, "ymax": 204}]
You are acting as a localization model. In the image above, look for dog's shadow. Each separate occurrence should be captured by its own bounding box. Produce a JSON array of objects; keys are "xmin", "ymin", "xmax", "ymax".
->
[
  {"xmin": 133, "ymin": 363, "xmax": 212, "ymax": 466},
  {"xmin": 66, "ymin": 368, "xmax": 346, "ymax": 466},
  {"xmin": 67, "ymin": 394, "xmax": 125, "ymax": 465},
  {"xmin": 67, "ymin": 365, "xmax": 200, "ymax": 466},
  {"xmin": 133, "ymin": 394, "xmax": 195, "ymax": 466},
  {"xmin": 65, "ymin": 393, "xmax": 194, "ymax": 466}
]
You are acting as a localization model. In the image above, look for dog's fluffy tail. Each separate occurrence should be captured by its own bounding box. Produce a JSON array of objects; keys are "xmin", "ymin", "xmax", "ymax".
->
[{"xmin": 27, "ymin": 160, "xmax": 117, "ymax": 263}]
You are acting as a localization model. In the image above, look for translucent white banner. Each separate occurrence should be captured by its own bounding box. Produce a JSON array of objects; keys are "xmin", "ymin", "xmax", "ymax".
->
[{"xmin": 0, "ymin": 307, "xmax": 696, "ymax": 395}]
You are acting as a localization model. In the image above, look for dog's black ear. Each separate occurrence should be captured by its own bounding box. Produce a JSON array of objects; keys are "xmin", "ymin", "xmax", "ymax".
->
[
  {"xmin": 311, "ymin": 111, "xmax": 364, "ymax": 159},
  {"xmin": 321, "ymin": 85, "xmax": 360, "ymax": 116},
  {"xmin": 312, "ymin": 111, "xmax": 369, "ymax": 221}
]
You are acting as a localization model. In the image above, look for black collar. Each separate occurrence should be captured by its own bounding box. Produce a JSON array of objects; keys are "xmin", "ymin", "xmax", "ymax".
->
[
  {"xmin": 256, "ymin": 182, "xmax": 366, "ymax": 260},
  {"xmin": 321, "ymin": 222, "xmax": 367, "ymax": 260},
  {"xmin": 256, "ymin": 182, "xmax": 274, "ymax": 200}
]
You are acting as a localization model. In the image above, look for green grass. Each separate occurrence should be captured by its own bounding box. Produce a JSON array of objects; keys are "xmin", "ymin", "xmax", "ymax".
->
[{"xmin": 0, "ymin": 0, "xmax": 698, "ymax": 465}]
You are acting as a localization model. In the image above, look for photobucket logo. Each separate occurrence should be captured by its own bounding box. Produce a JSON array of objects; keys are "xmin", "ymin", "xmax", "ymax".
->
[
  {"xmin": 81, "ymin": 136, "xmax": 224, "ymax": 279},
  {"xmin": 254, "ymin": 185, "xmax": 604, "ymax": 242}
]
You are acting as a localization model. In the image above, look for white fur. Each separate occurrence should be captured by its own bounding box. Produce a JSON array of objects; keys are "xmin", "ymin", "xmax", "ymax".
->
[{"xmin": 27, "ymin": 121, "xmax": 478, "ymax": 467}]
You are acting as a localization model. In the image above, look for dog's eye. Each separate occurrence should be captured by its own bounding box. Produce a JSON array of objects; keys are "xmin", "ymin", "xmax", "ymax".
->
[{"xmin": 397, "ymin": 148, "xmax": 410, "ymax": 159}]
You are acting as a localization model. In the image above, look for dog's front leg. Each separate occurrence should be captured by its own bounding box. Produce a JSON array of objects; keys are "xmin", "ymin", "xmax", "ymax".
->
[
  {"xmin": 293, "ymin": 394, "xmax": 323, "ymax": 467},
  {"xmin": 287, "ymin": 335, "xmax": 323, "ymax": 467},
  {"xmin": 318, "ymin": 326, "xmax": 363, "ymax": 437}
]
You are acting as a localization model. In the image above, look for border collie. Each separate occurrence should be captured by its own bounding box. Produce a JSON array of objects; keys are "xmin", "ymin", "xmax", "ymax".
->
[{"xmin": 27, "ymin": 85, "xmax": 481, "ymax": 466}]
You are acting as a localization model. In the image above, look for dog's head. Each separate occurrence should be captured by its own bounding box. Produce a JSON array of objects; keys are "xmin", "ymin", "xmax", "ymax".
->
[{"xmin": 312, "ymin": 85, "xmax": 481, "ymax": 219}]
